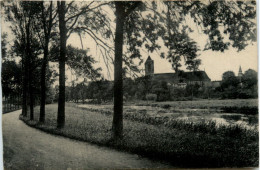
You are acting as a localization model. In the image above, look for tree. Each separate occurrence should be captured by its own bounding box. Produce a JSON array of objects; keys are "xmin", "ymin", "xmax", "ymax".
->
[
  {"xmin": 220, "ymin": 71, "xmax": 239, "ymax": 98},
  {"xmin": 57, "ymin": 1, "xmax": 67, "ymax": 128},
  {"xmin": 110, "ymin": 0, "xmax": 256, "ymax": 139},
  {"xmin": 242, "ymin": 69, "xmax": 257, "ymax": 88},
  {"xmin": 112, "ymin": 2, "xmax": 143, "ymax": 139},
  {"xmin": 38, "ymin": 1, "xmax": 57, "ymax": 123},
  {"xmin": 240, "ymin": 69, "xmax": 258, "ymax": 98},
  {"xmin": 123, "ymin": 78, "xmax": 135, "ymax": 100},
  {"xmin": 4, "ymin": 1, "xmax": 42, "ymax": 119},
  {"xmin": 1, "ymin": 61, "xmax": 22, "ymax": 97},
  {"xmin": 66, "ymin": 45, "xmax": 102, "ymax": 79},
  {"xmin": 56, "ymin": 1, "xmax": 109, "ymax": 128},
  {"xmin": 186, "ymin": 59, "xmax": 201, "ymax": 100},
  {"xmin": 1, "ymin": 33, "xmax": 8, "ymax": 61},
  {"xmin": 151, "ymin": 81, "xmax": 170, "ymax": 101},
  {"xmin": 0, "ymin": 33, "xmax": 22, "ymax": 97},
  {"xmin": 221, "ymin": 71, "xmax": 239, "ymax": 88}
]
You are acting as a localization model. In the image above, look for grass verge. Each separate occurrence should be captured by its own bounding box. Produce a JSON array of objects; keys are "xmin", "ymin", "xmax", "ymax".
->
[
  {"xmin": 20, "ymin": 104, "xmax": 258, "ymax": 168},
  {"xmin": 136, "ymin": 99, "xmax": 258, "ymax": 109}
]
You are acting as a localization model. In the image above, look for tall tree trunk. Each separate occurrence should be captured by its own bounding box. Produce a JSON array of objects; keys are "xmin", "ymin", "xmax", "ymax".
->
[
  {"xmin": 112, "ymin": 3, "xmax": 125, "ymax": 139},
  {"xmin": 40, "ymin": 1, "xmax": 53, "ymax": 123},
  {"xmin": 40, "ymin": 47, "xmax": 48, "ymax": 122},
  {"xmin": 26, "ymin": 18, "xmax": 34, "ymax": 120},
  {"xmin": 22, "ymin": 19, "xmax": 31, "ymax": 117},
  {"xmin": 57, "ymin": 1, "xmax": 66, "ymax": 128},
  {"xmin": 27, "ymin": 20, "xmax": 34, "ymax": 120},
  {"xmin": 22, "ymin": 58, "xmax": 28, "ymax": 117},
  {"xmin": 29, "ymin": 70, "xmax": 34, "ymax": 120}
]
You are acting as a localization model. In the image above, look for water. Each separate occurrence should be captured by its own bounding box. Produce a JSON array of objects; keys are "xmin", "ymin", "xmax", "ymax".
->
[{"xmin": 78, "ymin": 104, "xmax": 258, "ymax": 130}]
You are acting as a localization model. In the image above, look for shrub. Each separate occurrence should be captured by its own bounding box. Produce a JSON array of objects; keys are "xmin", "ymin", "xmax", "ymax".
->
[
  {"xmin": 161, "ymin": 104, "xmax": 171, "ymax": 109},
  {"xmin": 146, "ymin": 93, "xmax": 157, "ymax": 101},
  {"xmin": 46, "ymin": 97, "xmax": 54, "ymax": 104},
  {"xmin": 221, "ymin": 106, "xmax": 258, "ymax": 115}
]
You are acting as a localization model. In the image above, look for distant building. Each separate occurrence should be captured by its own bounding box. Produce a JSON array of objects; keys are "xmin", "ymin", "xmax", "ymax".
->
[
  {"xmin": 144, "ymin": 56, "xmax": 211, "ymax": 88},
  {"xmin": 145, "ymin": 56, "xmax": 154, "ymax": 76},
  {"xmin": 237, "ymin": 65, "xmax": 243, "ymax": 86},
  {"xmin": 210, "ymin": 66, "xmax": 243, "ymax": 89},
  {"xmin": 238, "ymin": 65, "xmax": 243, "ymax": 78}
]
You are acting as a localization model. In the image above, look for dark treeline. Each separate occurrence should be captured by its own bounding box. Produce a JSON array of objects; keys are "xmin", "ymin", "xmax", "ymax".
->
[
  {"xmin": 62, "ymin": 68, "xmax": 257, "ymax": 105},
  {"xmin": 216, "ymin": 69, "xmax": 258, "ymax": 99}
]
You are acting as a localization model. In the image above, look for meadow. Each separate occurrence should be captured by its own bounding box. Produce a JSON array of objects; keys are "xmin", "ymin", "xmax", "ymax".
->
[
  {"xmin": 128, "ymin": 98, "xmax": 258, "ymax": 108},
  {"xmin": 21, "ymin": 99, "xmax": 258, "ymax": 168}
]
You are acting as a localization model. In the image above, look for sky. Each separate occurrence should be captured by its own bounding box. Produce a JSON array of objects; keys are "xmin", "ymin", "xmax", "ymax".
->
[
  {"xmin": 66, "ymin": 1, "xmax": 257, "ymax": 82},
  {"xmin": 1, "ymin": 1, "xmax": 258, "ymax": 84},
  {"xmin": 67, "ymin": 33, "xmax": 257, "ymax": 82},
  {"xmin": 66, "ymin": 15, "xmax": 257, "ymax": 82}
]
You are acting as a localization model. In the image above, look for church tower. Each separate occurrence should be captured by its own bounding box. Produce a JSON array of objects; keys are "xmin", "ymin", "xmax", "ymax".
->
[
  {"xmin": 238, "ymin": 65, "xmax": 243, "ymax": 83},
  {"xmin": 145, "ymin": 56, "xmax": 154, "ymax": 76},
  {"xmin": 238, "ymin": 66, "xmax": 243, "ymax": 77}
]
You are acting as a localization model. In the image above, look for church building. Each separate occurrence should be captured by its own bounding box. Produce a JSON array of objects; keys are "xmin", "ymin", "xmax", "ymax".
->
[
  {"xmin": 238, "ymin": 65, "xmax": 243, "ymax": 82},
  {"xmin": 144, "ymin": 56, "xmax": 211, "ymax": 88}
]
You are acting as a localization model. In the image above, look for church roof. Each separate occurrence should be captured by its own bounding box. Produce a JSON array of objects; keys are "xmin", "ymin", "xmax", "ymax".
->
[
  {"xmin": 152, "ymin": 71, "xmax": 211, "ymax": 83},
  {"xmin": 180, "ymin": 71, "xmax": 211, "ymax": 81},
  {"xmin": 145, "ymin": 56, "xmax": 153, "ymax": 63},
  {"xmin": 153, "ymin": 73, "xmax": 177, "ymax": 83},
  {"xmin": 239, "ymin": 65, "xmax": 242, "ymax": 73}
]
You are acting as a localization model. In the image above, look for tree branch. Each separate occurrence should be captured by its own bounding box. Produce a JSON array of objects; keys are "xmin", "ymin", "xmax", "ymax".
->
[
  {"xmin": 65, "ymin": 1, "xmax": 74, "ymax": 13},
  {"xmin": 67, "ymin": 14, "xmax": 80, "ymax": 33},
  {"xmin": 77, "ymin": 26, "xmax": 114, "ymax": 51},
  {"xmin": 124, "ymin": 1, "xmax": 142, "ymax": 17},
  {"xmin": 65, "ymin": 2, "xmax": 109, "ymax": 22}
]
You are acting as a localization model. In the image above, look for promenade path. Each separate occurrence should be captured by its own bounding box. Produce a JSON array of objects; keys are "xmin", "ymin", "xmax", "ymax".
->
[{"xmin": 3, "ymin": 110, "xmax": 171, "ymax": 170}]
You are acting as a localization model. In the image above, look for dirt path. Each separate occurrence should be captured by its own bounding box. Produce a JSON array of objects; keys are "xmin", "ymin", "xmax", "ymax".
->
[{"xmin": 3, "ymin": 110, "xmax": 171, "ymax": 170}]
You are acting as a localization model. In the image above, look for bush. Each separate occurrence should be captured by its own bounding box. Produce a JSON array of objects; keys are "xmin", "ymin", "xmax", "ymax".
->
[
  {"xmin": 221, "ymin": 106, "xmax": 258, "ymax": 115},
  {"xmin": 161, "ymin": 104, "xmax": 171, "ymax": 109},
  {"xmin": 146, "ymin": 93, "xmax": 157, "ymax": 101},
  {"xmin": 170, "ymin": 88, "xmax": 185, "ymax": 100},
  {"xmin": 46, "ymin": 97, "xmax": 54, "ymax": 104}
]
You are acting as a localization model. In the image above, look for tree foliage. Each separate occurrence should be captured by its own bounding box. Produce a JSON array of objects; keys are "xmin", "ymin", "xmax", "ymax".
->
[
  {"xmin": 221, "ymin": 71, "xmax": 239, "ymax": 88},
  {"xmin": 2, "ymin": 61, "xmax": 22, "ymax": 96},
  {"xmin": 3, "ymin": 1, "xmax": 44, "ymax": 117},
  {"xmin": 66, "ymin": 45, "xmax": 102, "ymax": 80},
  {"xmin": 109, "ymin": 0, "xmax": 256, "ymax": 138},
  {"xmin": 242, "ymin": 69, "xmax": 257, "ymax": 88},
  {"xmin": 219, "ymin": 69, "xmax": 257, "ymax": 99},
  {"xmin": 122, "ymin": 1, "xmax": 256, "ymax": 73},
  {"xmin": 1, "ymin": 33, "xmax": 8, "ymax": 60}
]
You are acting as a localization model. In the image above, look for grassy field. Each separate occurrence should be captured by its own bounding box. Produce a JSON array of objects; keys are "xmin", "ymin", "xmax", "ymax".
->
[
  {"xmin": 21, "ymin": 102, "xmax": 258, "ymax": 168},
  {"xmin": 128, "ymin": 98, "xmax": 258, "ymax": 109}
]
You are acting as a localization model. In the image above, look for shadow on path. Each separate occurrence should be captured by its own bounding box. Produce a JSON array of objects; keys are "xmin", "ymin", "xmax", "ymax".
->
[{"xmin": 3, "ymin": 110, "xmax": 171, "ymax": 170}]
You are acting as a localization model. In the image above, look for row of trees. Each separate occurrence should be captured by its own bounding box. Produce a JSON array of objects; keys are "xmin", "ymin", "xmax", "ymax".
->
[
  {"xmin": 2, "ymin": 1, "xmax": 256, "ymax": 139},
  {"xmin": 61, "ymin": 67, "xmax": 258, "ymax": 105},
  {"xmin": 2, "ymin": 1, "xmax": 105, "ymax": 125},
  {"xmin": 217, "ymin": 69, "xmax": 258, "ymax": 99},
  {"xmin": 64, "ymin": 79, "xmax": 113, "ymax": 103}
]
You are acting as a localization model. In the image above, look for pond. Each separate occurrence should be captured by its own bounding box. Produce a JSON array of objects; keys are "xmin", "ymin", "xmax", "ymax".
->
[{"xmin": 78, "ymin": 104, "xmax": 258, "ymax": 130}]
